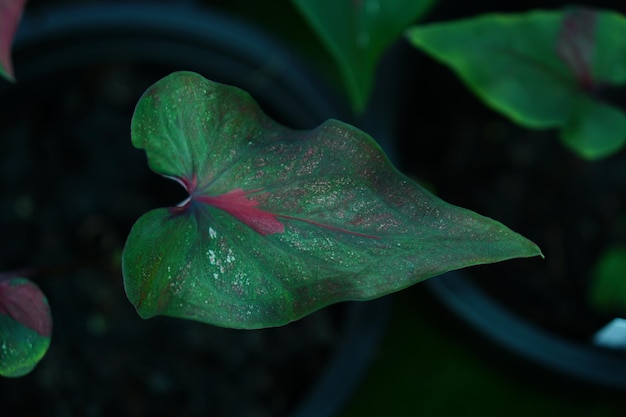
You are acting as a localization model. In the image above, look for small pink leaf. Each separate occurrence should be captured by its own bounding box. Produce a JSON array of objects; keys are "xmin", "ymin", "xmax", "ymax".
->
[
  {"xmin": 0, "ymin": 0, "xmax": 26, "ymax": 81},
  {"xmin": 0, "ymin": 277, "xmax": 51, "ymax": 336},
  {"xmin": 0, "ymin": 277, "xmax": 52, "ymax": 377}
]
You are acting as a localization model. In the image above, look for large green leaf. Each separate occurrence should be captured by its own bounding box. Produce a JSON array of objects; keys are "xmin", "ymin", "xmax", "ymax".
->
[
  {"xmin": 407, "ymin": 8, "xmax": 626, "ymax": 160},
  {"xmin": 0, "ymin": 277, "xmax": 52, "ymax": 377},
  {"xmin": 123, "ymin": 71, "xmax": 541, "ymax": 329},
  {"xmin": 0, "ymin": 0, "xmax": 26, "ymax": 81},
  {"xmin": 293, "ymin": 0, "xmax": 436, "ymax": 113}
]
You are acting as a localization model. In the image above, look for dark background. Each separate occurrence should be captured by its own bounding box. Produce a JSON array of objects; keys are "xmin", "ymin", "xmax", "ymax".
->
[{"xmin": 3, "ymin": 0, "xmax": 626, "ymax": 416}]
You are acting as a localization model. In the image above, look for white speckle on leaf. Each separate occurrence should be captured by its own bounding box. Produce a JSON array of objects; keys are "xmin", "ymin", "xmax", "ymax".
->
[
  {"xmin": 207, "ymin": 250, "xmax": 216, "ymax": 265},
  {"xmin": 209, "ymin": 227, "xmax": 217, "ymax": 239}
]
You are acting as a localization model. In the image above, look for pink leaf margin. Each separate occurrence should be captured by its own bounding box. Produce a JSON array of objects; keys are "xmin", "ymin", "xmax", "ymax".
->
[{"xmin": 0, "ymin": 0, "xmax": 26, "ymax": 81}]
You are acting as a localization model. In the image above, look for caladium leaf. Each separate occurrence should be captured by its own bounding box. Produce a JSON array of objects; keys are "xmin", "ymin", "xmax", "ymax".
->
[
  {"xmin": 407, "ymin": 8, "xmax": 626, "ymax": 160},
  {"xmin": 123, "ymin": 71, "xmax": 541, "ymax": 329},
  {"xmin": 0, "ymin": 0, "xmax": 26, "ymax": 81},
  {"xmin": 0, "ymin": 276, "xmax": 52, "ymax": 377},
  {"xmin": 292, "ymin": 0, "xmax": 436, "ymax": 113}
]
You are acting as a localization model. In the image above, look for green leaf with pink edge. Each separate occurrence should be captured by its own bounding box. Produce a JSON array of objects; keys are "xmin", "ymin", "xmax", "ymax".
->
[
  {"xmin": 407, "ymin": 8, "xmax": 626, "ymax": 160},
  {"xmin": 0, "ymin": 276, "xmax": 52, "ymax": 377},
  {"xmin": 292, "ymin": 0, "xmax": 436, "ymax": 113},
  {"xmin": 0, "ymin": 0, "xmax": 26, "ymax": 81},
  {"xmin": 122, "ymin": 71, "xmax": 542, "ymax": 329}
]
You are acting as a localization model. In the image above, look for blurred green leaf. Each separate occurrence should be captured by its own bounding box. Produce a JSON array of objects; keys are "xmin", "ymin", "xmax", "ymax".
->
[
  {"xmin": 293, "ymin": 0, "xmax": 436, "ymax": 113},
  {"xmin": 0, "ymin": 0, "xmax": 26, "ymax": 81},
  {"xmin": 0, "ymin": 277, "xmax": 52, "ymax": 377},
  {"xmin": 123, "ymin": 71, "xmax": 542, "ymax": 329},
  {"xmin": 590, "ymin": 246, "xmax": 626, "ymax": 316},
  {"xmin": 407, "ymin": 8, "xmax": 626, "ymax": 160}
]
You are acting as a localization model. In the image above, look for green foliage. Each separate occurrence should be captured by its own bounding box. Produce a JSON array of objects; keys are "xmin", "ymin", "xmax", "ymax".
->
[
  {"xmin": 407, "ymin": 8, "xmax": 626, "ymax": 160},
  {"xmin": 0, "ymin": 0, "xmax": 26, "ymax": 81},
  {"xmin": 590, "ymin": 246, "xmax": 626, "ymax": 316},
  {"xmin": 123, "ymin": 71, "xmax": 541, "ymax": 329},
  {"xmin": 292, "ymin": 0, "xmax": 436, "ymax": 113},
  {"xmin": 0, "ymin": 277, "xmax": 52, "ymax": 377}
]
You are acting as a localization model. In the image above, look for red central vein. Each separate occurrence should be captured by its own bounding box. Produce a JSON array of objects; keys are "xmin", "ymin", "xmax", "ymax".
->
[
  {"xmin": 190, "ymin": 187, "xmax": 378, "ymax": 239},
  {"xmin": 196, "ymin": 189, "xmax": 285, "ymax": 236},
  {"xmin": 274, "ymin": 214, "xmax": 380, "ymax": 239},
  {"xmin": 170, "ymin": 175, "xmax": 379, "ymax": 238}
]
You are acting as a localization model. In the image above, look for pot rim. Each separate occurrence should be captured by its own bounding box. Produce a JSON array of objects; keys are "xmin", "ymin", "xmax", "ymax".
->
[{"xmin": 427, "ymin": 271, "xmax": 626, "ymax": 389}]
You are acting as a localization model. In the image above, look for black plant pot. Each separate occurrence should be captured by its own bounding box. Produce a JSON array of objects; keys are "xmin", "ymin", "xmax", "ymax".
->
[
  {"xmin": 0, "ymin": 3, "xmax": 390, "ymax": 416},
  {"xmin": 394, "ymin": 0, "xmax": 626, "ymax": 388}
]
